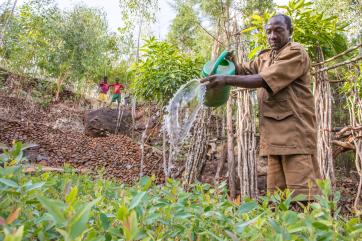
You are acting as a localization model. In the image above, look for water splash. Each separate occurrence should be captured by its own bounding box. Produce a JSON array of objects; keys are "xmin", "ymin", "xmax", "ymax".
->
[{"xmin": 164, "ymin": 79, "xmax": 206, "ymax": 148}]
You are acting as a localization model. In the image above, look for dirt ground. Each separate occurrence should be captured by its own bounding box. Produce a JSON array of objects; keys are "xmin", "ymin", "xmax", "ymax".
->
[{"xmin": 0, "ymin": 95, "xmax": 164, "ymax": 184}]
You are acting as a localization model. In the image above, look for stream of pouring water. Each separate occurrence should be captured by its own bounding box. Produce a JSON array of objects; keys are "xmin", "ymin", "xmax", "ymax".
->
[{"xmin": 164, "ymin": 79, "xmax": 206, "ymax": 149}]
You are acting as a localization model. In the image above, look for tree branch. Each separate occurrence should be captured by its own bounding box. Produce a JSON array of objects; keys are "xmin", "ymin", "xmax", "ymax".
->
[{"xmin": 312, "ymin": 43, "xmax": 362, "ymax": 66}]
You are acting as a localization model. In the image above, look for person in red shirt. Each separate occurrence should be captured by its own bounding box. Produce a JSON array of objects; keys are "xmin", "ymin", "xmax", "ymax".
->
[
  {"xmin": 98, "ymin": 76, "xmax": 109, "ymax": 106},
  {"xmin": 110, "ymin": 78, "xmax": 124, "ymax": 106}
]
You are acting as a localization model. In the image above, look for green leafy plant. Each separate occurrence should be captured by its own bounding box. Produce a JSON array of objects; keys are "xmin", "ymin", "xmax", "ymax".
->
[
  {"xmin": 130, "ymin": 37, "xmax": 203, "ymax": 105},
  {"xmin": 1, "ymin": 141, "xmax": 362, "ymax": 240},
  {"xmin": 242, "ymin": 0, "xmax": 348, "ymax": 60}
]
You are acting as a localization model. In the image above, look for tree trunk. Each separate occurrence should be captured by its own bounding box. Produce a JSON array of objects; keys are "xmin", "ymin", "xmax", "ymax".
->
[
  {"xmin": 0, "ymin": 0, "xmax": 18, "ymax": 43},
  {"xmin": 226, "ymin": 98, "xmax": 236, "ymax": 199}
]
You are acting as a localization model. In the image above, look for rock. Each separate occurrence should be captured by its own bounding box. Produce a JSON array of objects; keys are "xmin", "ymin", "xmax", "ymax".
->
[
  {"xmin": 83, "ymin": 107, "xmax": 158, "ymax": 137},
  {"xmin": 83, "ymin": 108, "xmax": 134, "ymax": 137}
]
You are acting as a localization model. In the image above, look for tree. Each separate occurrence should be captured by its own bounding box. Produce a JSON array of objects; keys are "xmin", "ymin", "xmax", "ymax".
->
[
  {"xmin": 0, "ymin": 1, "xmax": 121, "ymax": 99},
  {"xmin": 242, "ymin": 0, "xmax": 348, "ymax": 60},
  {"xmin": 314, "ymin": 0, "xmax": 362, "ymax": 40},
  {"xmin": 167, "ymin": 0, "xmax": 212, "ymax": 59},
  {"xmin": 130, "ymin": 37, "xmax": 203, "ymax": 105},
  {"xmin": 118, "ymin": 0, "xmax": 159, "ymax": 61},
  {"xmin": 239, "ymin": 0, "xmax": 275, "ymax": 17}
]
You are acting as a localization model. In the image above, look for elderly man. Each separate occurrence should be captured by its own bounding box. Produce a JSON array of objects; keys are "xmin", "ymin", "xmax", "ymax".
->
[{"xmin": 201, "ymin": 14, "xmax": 321, "ymax": 199}]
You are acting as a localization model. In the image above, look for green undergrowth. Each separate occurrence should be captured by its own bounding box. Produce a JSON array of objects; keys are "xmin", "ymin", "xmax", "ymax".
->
[{"xmin": 1, "ymin": 142, "xmax": 362, "ymax": 241}]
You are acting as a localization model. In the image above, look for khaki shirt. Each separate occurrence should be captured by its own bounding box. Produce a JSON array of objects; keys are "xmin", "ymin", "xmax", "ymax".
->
[{"xmin": 239, "ymin": 42, "xmax": 316, "ymax": 156}]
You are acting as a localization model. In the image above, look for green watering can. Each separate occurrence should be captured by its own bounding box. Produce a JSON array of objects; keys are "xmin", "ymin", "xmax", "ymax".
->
[{"xmin": 202, "ymin": 50, "xmax": 235, "ymax": 107}]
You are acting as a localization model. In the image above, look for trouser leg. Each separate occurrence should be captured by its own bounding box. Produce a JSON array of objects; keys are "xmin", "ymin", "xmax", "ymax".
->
[
  {"xmin": 267, "ymin": 155, "xmax": 287, "ymax": 193},
  {"xmin": 282, "ymin": 154, "xmax": 322, "ymax": 200}
]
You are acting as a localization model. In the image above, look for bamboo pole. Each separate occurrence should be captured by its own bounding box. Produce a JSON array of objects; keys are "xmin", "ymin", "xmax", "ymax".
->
[
  {"xmin": 236, "ymin": 89, "xmax": 257, "ymax": 198},
  {"xmin": 226, "ymin": 98, "xmax": 236, "ymax": 198},
  {"xmin": 347, "ymin": 65, "xmax": 362, "ymax": 210},
  {"xmin": 182, "ymin": 108, "xmax": 211, "ymax": 186},
  {"xmin": 313, "ymin": 46, "xmax": 335, "ymax": 185}
]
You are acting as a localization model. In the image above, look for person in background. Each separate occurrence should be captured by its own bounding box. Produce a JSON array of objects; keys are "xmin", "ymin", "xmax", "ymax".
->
[
  {"xmin": 98, "ymin": 76, "xmax": 109, "ymax": 107},
  {"xmin": 109, "ymin": 78, "xmax": 124, "ymax": 108}
]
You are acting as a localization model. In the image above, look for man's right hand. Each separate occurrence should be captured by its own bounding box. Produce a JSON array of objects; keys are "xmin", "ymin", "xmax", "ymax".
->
[{"xmin": 200, "ymin": 75, "xmax": 229, "ymax": 89}]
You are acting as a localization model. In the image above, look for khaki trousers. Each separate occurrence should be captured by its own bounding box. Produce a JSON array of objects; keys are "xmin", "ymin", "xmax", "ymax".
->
[{"xmin": 267, "ymin": 154, "xmax": 322, "ymax": 200}]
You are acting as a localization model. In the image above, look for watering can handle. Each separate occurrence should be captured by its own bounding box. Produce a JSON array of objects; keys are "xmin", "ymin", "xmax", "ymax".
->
[{"xmin": 210, "ymin": 50, "xmax": 231, "ymax": 75}]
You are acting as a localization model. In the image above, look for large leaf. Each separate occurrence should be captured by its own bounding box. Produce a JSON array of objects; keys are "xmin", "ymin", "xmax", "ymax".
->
[
  {"xmin": 0, "ymin": 178, "xmax": 19, "ymax": 188},
  {"xmin": 238, "ymin": 201, "xmax": 258, "ymax": 214},
  {"xmin": 129, "ymin": 191, "xmax": 147, "ymax": 210},
  {"xmin": 100, "ymin": 213, "xmax": 110, "ymax": 230},
  {"xmin": 69, "ymin": 198, "xmax": 99, "ymax": 240},
  {"xmin": 37, "ymin": 196, "xmax": 66, "ymax": 225},
  {"xmin": 24, "ymin": 181, "xmax": 45, "ymax": 192}
]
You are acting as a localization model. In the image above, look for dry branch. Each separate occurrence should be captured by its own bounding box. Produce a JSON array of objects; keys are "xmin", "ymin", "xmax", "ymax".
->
[
  {"xmin": 312, "ymin": 43, "xmax": 362, "ymax": 66},
  {"xmin": 313, "ymin": 55, "xmax": 362, "ymax": 74},
  {"xmin": 332, "ymin": 140, "xmax": 355, "ymax": 150}
]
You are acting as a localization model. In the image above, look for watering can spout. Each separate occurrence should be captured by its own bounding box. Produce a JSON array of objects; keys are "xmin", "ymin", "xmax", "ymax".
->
[{"xmin": 201, "ymin": 50, "xmax": 236, "ymax": 107}]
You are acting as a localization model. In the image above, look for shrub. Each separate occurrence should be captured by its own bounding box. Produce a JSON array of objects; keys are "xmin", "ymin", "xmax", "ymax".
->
[{"xmin": 1, "ymin": 141, "xmax": 362, "ymax": 240}]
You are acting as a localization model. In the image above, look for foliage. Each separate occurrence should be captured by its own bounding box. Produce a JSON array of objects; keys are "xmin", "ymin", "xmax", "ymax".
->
[
  {"xmin": 314, "ymin": 0, "xmax": 362, "ymax": 40},
  {"xmin": 340, "ymin": 62, "xmax": 362, "ymax": 98},
  {"xmin": 130, "ymin": 37, "xmax": 203, "ymax": 104},
  {"xmin": 241, "ymin": 0, "xmax": 348, "ymax": 60},
  {"xmin": 1, "ymin": 141, "xmax": 362, "ymax": 240},
  {"xmin": 0, "ymin": 0, "xmax": 121, "ymax": 95},
  {"xmin": 167, "ymin": 1, "xmax": 211, "ymax": 58},
  {"xmin": 239, "ymin": 0, "xmax": 275, "ymax": 18},
  {"xmin": 118, "ymin": 0, "xmax": 159, "ymax": 60}
]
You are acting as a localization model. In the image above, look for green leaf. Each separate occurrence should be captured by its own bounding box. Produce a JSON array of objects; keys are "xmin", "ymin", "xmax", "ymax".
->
[
  {"xmin": 129, "ymin": 191, "xmax": 147, "ymax": 210},
  {"xmin": 0, "ymin": 153, "xmax": 9, "ymax": 163},
  {"xmin": 24, "ymin": 182, "xmax": 45, "ymax": 192},
  {"xmin": 270, "ymin": 219, "xmax": 283, "ymax": 234},
  {"xmin": 238, "ymin": 201, "xmax": 258, "ymax": 214},
  {"xmin": 37, "ymin": 196, "xmax": 66, "ymax": 225},
  {"xmin": 140, "ymin": 176, "xmax": 153, "ymax": 191},
  {"xmin": 65, "ymin": 186, "xmax": 78, "ymax": 205},
  {"xmin": 117, "ymin": 204, "xmax": 129, "ymax": 221},
  {"xmin": 4, "ymin": 225, "xmax": 24, "ymax": 241},
  {"xmin": 240, "ymin": 26, "xmax": 257, "ymax": 33},
  {"xmin": 312, "ymin": 221, "xmax": 330, "ymax": 230},
  {"xmin": 225, "ymin": 230, "xmax": 239, "ymax": 241},
  {"xmin": 69, "ymin": 198, "xmax": 99, "ymax": 240},
  {"xmin": 56, "ymin": 228, "xmax": 70, "ymax": 241},
  {"xmin": 100, "ymin": 213, "xmax": 110, "ymax": 230},
  {"xmin": 248, "ymin": 46, "xmax": 263, "ymax": 60},
  {"xmin": 0, "ymin": 178, "xmax": 19, "ymax": 188},
  {"xmin": 235, "ymin": 214, "xmax": 261, "ymax": 233},
  {"xmin": 174, "ymin": 212, "xmax": 193, "ymax": 219}
]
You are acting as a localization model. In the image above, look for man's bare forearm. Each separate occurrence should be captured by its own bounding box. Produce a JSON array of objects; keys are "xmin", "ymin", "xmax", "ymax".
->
[{"xmin": 224, "ymin": 74, "xmax": 268, "ymax": 89}]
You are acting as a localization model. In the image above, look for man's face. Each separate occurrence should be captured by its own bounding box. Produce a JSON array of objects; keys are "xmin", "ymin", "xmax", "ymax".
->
[{"xmin": 266, "ymin": 16, "xmax": 291, "ymax": 50}]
